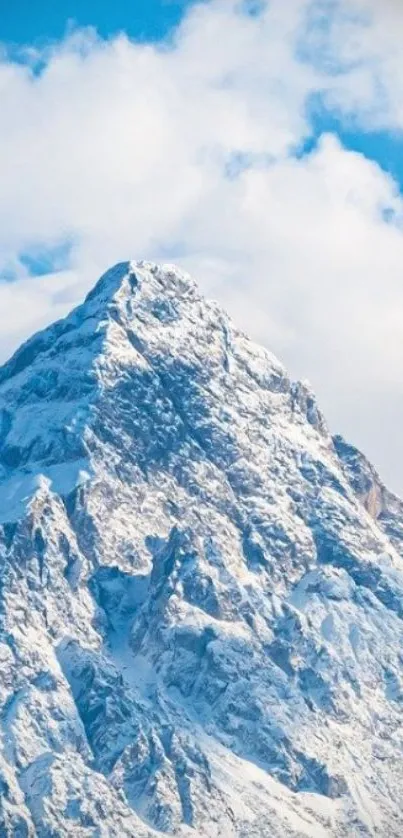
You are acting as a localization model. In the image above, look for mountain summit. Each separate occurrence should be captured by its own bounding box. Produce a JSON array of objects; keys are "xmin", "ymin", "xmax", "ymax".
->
[{"xmin": 0, "ymin": 261, "xmax": 402, "ymax": 837}]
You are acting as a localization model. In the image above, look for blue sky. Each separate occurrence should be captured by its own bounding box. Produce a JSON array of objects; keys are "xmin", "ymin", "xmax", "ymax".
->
[
  {"xmin": 1, "ymin": 0, "xmax": 403, "ymax": 494},
  {"xmin": 307, "ymin": 102, "xmax": 403, "ymax": 194},
  {"xmin": 0, "ymin": 0, "xmax": 198, "ymax": 44}
]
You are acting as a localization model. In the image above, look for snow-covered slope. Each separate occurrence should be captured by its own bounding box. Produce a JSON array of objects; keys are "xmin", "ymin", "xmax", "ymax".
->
[{"xmin": 0, "ymin": 261, "xmax": 402, "ymax": 837}]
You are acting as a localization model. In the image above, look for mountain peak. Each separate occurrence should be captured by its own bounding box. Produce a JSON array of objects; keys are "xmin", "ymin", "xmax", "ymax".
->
[
  {"xmin": 84, "ymin": 260, "xmax": 134, "ymax": 302},
  {"xmin": 0, "ymin": 261, "xmax": 197, "ymax": 387},
  {"xmin": 0, "ymin": 262, "xmax": 402, "ymax": 836},
  {"xmin": 0, "ymin": 259, "xmax": 291, "ymax": 523},
  {"xmin": 84, "ymin": 260, "xmax": 198, "ymax": 309}
]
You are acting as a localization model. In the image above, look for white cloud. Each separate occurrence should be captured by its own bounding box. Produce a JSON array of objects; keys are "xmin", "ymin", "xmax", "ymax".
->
[
  {"xmin": 0, "ymin": 0, "xmax": 403, "ymax": 492},
  {"xmin": 0, "ymin": 270, "xmax": 78, "ymax": 360},
  {"xmin": 304, "ymin": 0, "xmax": 403, "ymax": 129}
]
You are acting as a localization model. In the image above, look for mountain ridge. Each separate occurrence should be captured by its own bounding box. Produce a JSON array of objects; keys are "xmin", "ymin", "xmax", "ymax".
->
[{"xmin": 0, "ymin": 261, "xmax": 402, "ymax": 837}]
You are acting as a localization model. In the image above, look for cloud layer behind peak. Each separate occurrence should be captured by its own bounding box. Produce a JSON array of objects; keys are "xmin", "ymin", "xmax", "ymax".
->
[{"xmin": 1, "ymin": 0, "xmax": 403, "ymax": 492}]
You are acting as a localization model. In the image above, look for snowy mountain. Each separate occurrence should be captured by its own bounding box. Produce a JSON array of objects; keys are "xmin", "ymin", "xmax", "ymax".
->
[{"xmin": 0, "ymin": 260, "xmax": 402, "ymax": 837}]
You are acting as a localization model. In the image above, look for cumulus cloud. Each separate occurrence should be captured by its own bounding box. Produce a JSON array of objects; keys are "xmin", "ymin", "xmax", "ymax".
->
[{"xmin": 0, "ymin": 0, "xmax": 403, "ymax": 492}]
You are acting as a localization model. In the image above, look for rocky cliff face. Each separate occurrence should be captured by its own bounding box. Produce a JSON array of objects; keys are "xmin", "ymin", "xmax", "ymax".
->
[{"xmin": 0, "ymin": 261, "xmax": 402, "ymax": 837}]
